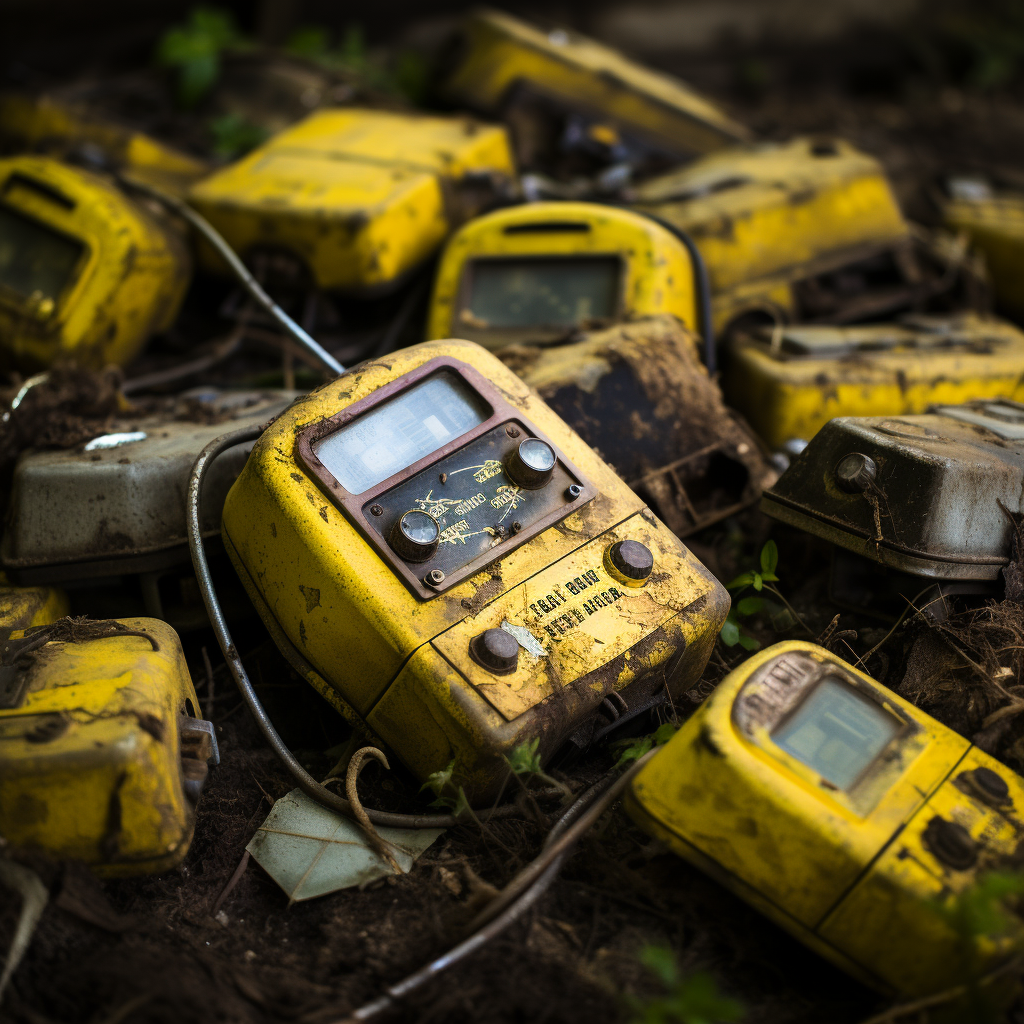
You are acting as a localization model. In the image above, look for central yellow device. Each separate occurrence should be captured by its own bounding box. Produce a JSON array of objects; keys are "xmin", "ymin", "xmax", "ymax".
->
[
  {"xmin": 188, "ymin": 108, "xmax": 515, "ymax": 295},
  {"xmin": 630, "ymin": 137, "xmax": 910, "ymax": 335},
  {"xmin": 0, "ymin": 155, "xmax": 190, "ymax": 370},
  {"xmin": 222, "ymin": 340, "xmax": 728, "ymax": 797},
  {"xmin": 627, "ymin": 641, "xmax": 1024, "ymax": 999},
  {"xmin": 427, "ymin": 201, "xmax": 698, "ymax": 347}
]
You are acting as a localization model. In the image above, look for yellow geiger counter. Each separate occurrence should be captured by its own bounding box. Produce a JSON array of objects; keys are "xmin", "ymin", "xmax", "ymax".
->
[
  {"xmin": 219, "ymin": 339, "xmax": 729, "ymax": 797},
  {"xmin": 626, "ymin": 641, "xmax": 1024, "ymax": 999}
]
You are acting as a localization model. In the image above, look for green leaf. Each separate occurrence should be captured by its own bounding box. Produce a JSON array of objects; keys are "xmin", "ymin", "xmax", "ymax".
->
[
  {"xmin": 760, "ymin": 540, "xmax": 779, "ymax": 575},
  {"xmin": 451, "ymin": 787, "xmax": 472, "ymax": 819},
  {"xmin": 208, "ymin": 113, "xmax": 269, "ymax": 158},
  {"xmin": 638, "ymin": 944, "xmax": 679, "ymax": 988},
  {"xmin": 735, "ymin": 596, "xmax": 764, "ymax": 617},
  {"xmin": 760, "ymin": 572, "xmax": 779, "ymax": 583},
  {"xmin": 725, "ymin": 572, "xmax": 755, "ymax": 591},
  {"xmin": 420, "ymin": 759, "xmax": 455, "ymax": 799},
  {"xmin": 653, "ymin": 722, "xmax": 678, "ymax": 745},
  {"xmin": 506, "ymin": 737, "xmax": 543, "ymax": 776},
  {"xmin": 751, "ymin": 575, "xmax": 763, "ymax": 592},
  {"xmin": 616, "ymin": 736, "xmax": 653, "ymax": 765},
  {"xmin": 738, "ymin": 634, "xmax": 761, "ymax": 651},
  {"xmin": 719, "ymin": 617, "xmax": 740, "ymax": 647}
]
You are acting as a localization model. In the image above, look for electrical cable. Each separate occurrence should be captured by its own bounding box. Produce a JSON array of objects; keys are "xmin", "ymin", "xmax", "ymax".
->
[
  {"xmin": 118, "ymin": 177, "xmax": 346, "ymax": 377},
  {"xmin": 187, "ymin": 428, "xmax": 562, "ymax": 830},
  {"xmin": 330, "ymin": 749, "xmax": 657, "ymax": 1023}
]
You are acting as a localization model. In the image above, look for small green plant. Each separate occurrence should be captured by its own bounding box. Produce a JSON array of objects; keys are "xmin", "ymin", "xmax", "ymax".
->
[
  {"xmin": 506, "ymin": 737, "xmax": 572, "ymax": 799},
  {"xmin": 614, "ymin": 721, "xmax": 678, "ymax": 766},
  {"xmin": 720, "ymin": 540, "xmax": 806, "ymax": 650},
  {"xmin": 420, "ymin": 759, "xmax": 471, "ymax": 818},
  {"xmin": 208, "ymin": 113, "xmax": 270, "ymax": 158},
  {"xmin": 156, "ymin": 7, "xmax": 244, "ymax": 107},
  {"xmin": 628, "ymin": 945, "xmax": 743, "ymax": 1024}
]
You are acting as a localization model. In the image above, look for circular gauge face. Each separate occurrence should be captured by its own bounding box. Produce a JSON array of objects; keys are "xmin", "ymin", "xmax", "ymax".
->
[
  {"xmin": 506, "ymin": 437, "xmax": 557, "ymax": 489},
  {"xmin": 391, "ymin": 509, "xmax": 440, "ymax": 561}
]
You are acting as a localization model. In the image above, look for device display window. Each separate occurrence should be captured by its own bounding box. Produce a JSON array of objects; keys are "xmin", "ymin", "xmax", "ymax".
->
[
  {"xmin": 772, "ymin": 675, "xmax": 901, "ymax": 790},
  {"xmin": 0, "ymin": 205, "xmax": 84, "ymax": 305},
  {"xmin": 312, "ymin": 372, "xmax": 491, "ymax": 494},
  {"xmin": 464, "ymin": 256, "xmax": 620, "ymax": 329}
]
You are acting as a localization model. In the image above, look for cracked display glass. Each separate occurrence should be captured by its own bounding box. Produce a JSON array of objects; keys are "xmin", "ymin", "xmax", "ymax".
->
[
  {"xmin": 313, "ymin": 372, "xmax": 490, "ymax": 494},
  {"xmin": 772, "ymin": 675, "xmax": 901, "ymax": 790}
]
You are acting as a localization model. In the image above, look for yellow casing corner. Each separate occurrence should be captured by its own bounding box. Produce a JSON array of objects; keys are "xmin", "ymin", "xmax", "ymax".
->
[
  {"xmin": 188, "ymin": 108, "xmax": 515, "ymax": 294},
  {"xmin": 631, "ymin": 137, "xmax": 908, "ymax": 335},
  {"xmin": 723, "ymin": 314, "xmax": 1024, "ymax": 449},
  {"xmin": 0, "ymin": 579, "xmax": 69, "ymax": 630},
  {"xmin": 0, "ymin": 617, "xmax": 203, "ymax": 876},
  {"xmin": 222, "ymin": 339, "xmax": 729, "ymax": 797},
  {"xmin": 626, "ymin": 640, "xmax": 1024, "ymax": 998},
  {"xmin": 441, "ymin": 8, "xmax": 749, "ymax": 158},
  {"xmin": 427, "ymin": 202, "xmax": 698, "ymax": 347},
  {"xmin": 0, "ymin": 156, "xmax": 191, "ymax": 370}
]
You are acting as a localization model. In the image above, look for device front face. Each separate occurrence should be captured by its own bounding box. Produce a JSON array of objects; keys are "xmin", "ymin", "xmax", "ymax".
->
[
  {"xmin": 761, "ymin": 408, "xmax": 1024, "ymax": 580},
  {"xmin": 723, "ymin": 315, "xmax": 1024, "ymax": 450},
  {"xmin": 0, "ymin": 617, "xmax": 212, "ymax": 875},
  {"xmin": 222, "ymin": 339, "xmax": 729, "ymax": 793},
  {"xmin": 0, "ymin": 156, "xmax": 189, "ymax": 369},
  {"xmin": 428, "ymin": 202, "xmax": 697, "ymax": 346}
]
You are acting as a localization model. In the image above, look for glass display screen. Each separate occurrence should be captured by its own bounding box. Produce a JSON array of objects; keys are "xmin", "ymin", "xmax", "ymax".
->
[
  {"xmin": 313, "ymin": 372, "xmax": 490, "ymax": 494},
  {"xmin": 0, "ymin": 205, "xmax": 84, "ymax": 304},
  {"xmin": 772, "ymin": 676, "xmax": 901, "ymax": 790},
  {"xmin": 464, "ymin": 257, "xmax": 620, "ymax": 329}
]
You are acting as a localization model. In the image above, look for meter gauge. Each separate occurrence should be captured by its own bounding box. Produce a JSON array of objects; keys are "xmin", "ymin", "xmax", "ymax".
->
[{"xmin": 297, "ymin": 358, "xmax": 596, "ymax": 599}]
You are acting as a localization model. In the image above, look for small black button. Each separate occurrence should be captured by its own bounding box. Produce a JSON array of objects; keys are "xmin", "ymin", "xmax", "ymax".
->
[
  {"xmin": 505, "ymin": 437, "xmax": 556, "ymax": 489},
  {"xmin": 922, "ymin": 816, "xmax": 978, "ymax": 871},
  {"xmin": 470, "ymin": 628, "xmax": 519, "ymax": 675},
  {"xmin": 959, "ymin": 766, "xmax": 1012, "ymax": 807},
  {"xmin": 835, "ymin": 453, "xmax": 877, "ymax": 493},
  {"xmin": 390, "ymin": 509, "xmax": 440, "ymax": 562},
  {"xmin": 609, "ymin": 540, "xmax": 654, "ymax": 582}
]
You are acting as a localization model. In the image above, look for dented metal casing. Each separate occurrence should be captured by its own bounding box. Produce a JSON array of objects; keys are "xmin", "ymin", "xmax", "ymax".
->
[
  {"xmin": 0, "ymin": 156, "xmax": 191, "ymax": 371},
  {"xmin": 0, "ymin": 91, "xmax": 210, "ymax": 198},
  {"xmin": 630, "ymin": 137, "xmax": 909, "ymax": 335},
  {"xmin": 188, "ymin": 108, "xmax": 515, "ymax": 295},
  {"xmin": 626, "ymin": 641, "xmax": 1024, "ymax": 998},
  {"xmin": 0, "ymin": 616, "xmax": 215, "ymax": 876},
  {"xmin": 1, "ymin": 389, "xmax": 298, "ymax": 584},
  {"xmin": 427, "ymin": 202, "xmax": 698, "ymax": 348},
  {"xmin": 498, "ymin": 316, "xmax": 773, "ymax": 536},
  {"xmin": 761, "ymin": 400, "xmax": 1024, "ymax": 582},
  {"xmin": 221, "ymin": 339, "xmax": 728, "ymax": 798},
  {"xmin": 440, "ymin": 8, "xmax": 749, "ymax": 162},
  {"xmin": 724, "ymin": 314, "xmax": 1024, "ymax": 450}
]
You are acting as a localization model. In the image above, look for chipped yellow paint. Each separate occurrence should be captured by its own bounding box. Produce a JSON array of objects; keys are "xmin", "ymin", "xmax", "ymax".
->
[
  {"xmin": 441, "ymin": 8, "xmax": 749, "ymax": 158},
  {"xmin": 0, "ymin": 91, "xmax": 209, "ymax": 198},
  {"xmin": 189, "ymin": 108, "xmax": 515, "ymax": 293},
  {"xmin": 0, "ymin": 581, "xmax": 68, "ymax": 630},
  {"xmin": 631, "ymin": 137, "xmax": 908, "ymax": 334},
  {"xmin": 627, "ymin": 641, "xmax": 1024, "ymax": 999},
  {"xmin": 0, "ymin": 618, "xmax": 203, "ymax": 876},
  {"xmin": 0, "ymin": 156, "xmax": 191, "ymax": 371},
  {"xmin": 427, "ymin": 202, "xmax": 698, "ymax": 347},
  {"xmin": 945, "ymin": 193, "xmax": 1024, "ymax": 318},
  {"xmin": 222, "ymin": 339, "xmax": 728, "ymax": 797},
  {"xmin": 724, "ymin": 313, "xmax": 1024, "ymax": 449}
]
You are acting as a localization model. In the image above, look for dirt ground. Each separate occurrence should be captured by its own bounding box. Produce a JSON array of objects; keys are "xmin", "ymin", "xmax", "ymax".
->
[{"xmin": 3, "ymin": 10, "xmax": 1024, "ymax": 1024}]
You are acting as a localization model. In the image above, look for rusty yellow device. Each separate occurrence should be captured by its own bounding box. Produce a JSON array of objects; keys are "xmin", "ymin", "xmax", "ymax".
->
[
  {"xmin": 724, "ymin": 314, "xmax": 1024, "ymax": 451},
  {"xmin": 0, "ymin": 617, "xmax": 218, "ymax": 876},
  {"xmin": 188, "ymin": 108, "xmax": 515, "ymax": 295},
  {"xmin": 0, "ymin": 155, "xmax": 190, "ymax": 371},
  {"xmin": 0, "ymin": 91, "xmax": 209, "ymax": 198},
  {"xmin": 626, "ymin": 641, "xmax": 1024, "ymax": 998},
  {"xmin": 221, "ymin": 339, "xmax": 729, "ymax": 797},
  {"xmin": 0, "ymin": 579, "xmax": 68, "ymax": 631},
  {"xmin": 427, "ymin": 202, "xmax": 699, "ymax": 348},
  {"xmin": 440, "ymin": 8, "xmax": 749, "ymax": 162},
  {"xmin": 944, "ymin": 179, "xmax": 1024, "ymax": 319},
  {"xmin": 630, "ymin": 137, "xmax": 910, "ymax": 336}
]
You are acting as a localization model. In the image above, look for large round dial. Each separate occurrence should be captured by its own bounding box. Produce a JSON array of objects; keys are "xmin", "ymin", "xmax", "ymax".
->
[
  {"xmin": 390, "ymin": 509, "xmax": 440, "ymax": 562},
  {"xmin": 505, "ymin": 437, "xmax": 556, "ymax": 489}
]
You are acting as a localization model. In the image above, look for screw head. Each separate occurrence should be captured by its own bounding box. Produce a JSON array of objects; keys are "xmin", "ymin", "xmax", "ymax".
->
[
  {"xmin": 506, "ymin": 425, "xmax": 521, "ymax": 439},
  {"xmin": 369, "ymin": 504, "xmax": 384, "ymax": 517},
  {"xmin": 835, "ymin": 453, "xmax": 877, "ymax": 493},
  {"xmin": 566, "ymin": 484, "xmax": 582, "ymax": 500},
  {"xmin": 425, "ymin": 568, "xmax": 446, "ymax": 588},
  {"xmin": 510, "ymin": 521, "xmax": 522, "ymax": 534},
  {"xmin": 470, "ymin": 628, "xmax": 519, "ymax": 675}
]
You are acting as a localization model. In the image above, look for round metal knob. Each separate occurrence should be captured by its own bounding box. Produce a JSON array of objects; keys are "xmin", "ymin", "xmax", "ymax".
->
[
  {"xmin": 470, "ymin": 628, "xmax": 519, "ymax": 675},
  {"xmin": 962, "ymin": 766, "xmax": 1011, "ymax": 807},
  {"xmin": 389, "ymin": 509, "xmax": 440, "ymax": 562},
  {"xmin": 835, "ymin": 452, "xmax": 877, "ymax": 493},
  {"xmin": 607, "ymin": 540, "xmax": 654, "ymax": 585},
  {"xmin": 505, "ymin": 437, "xmax": 556, "ymax": 489},
  {"xmin": 922, "ymin": 816, "xmax": 978, "ymax": 871}
]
